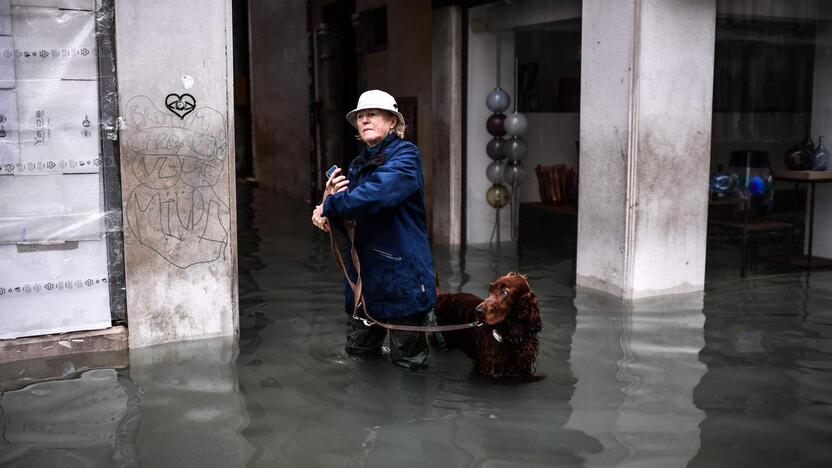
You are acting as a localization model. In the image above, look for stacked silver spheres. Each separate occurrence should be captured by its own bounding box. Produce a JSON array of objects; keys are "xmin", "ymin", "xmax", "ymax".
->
[{"xmin": 485, "ymin": 54, "xmax": 528, "ymax": 244}]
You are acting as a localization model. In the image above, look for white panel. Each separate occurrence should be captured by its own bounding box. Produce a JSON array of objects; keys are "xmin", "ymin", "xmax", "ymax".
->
[
  {"xmin": 0, "ymin": 0, "xmax": 10, "ymax": 36},
  {"xmin": 0, "ymin": 36, "xmax": 13, "ymax": 88},
  {"xmin": 11, "ymin": 0, "xmax": 95, "ymax": 10},
  {"xmin": 0, "ymin": 173, "xmax": 103, "ymax": 243},
  {"xmin": 0, "ymin": 88, "xmax": 20, "ymax": 167},
  {"xmin": 11, "ymin": 6, "xmax": 97, "ymax": 81},
  {"xmin": 0, "ymin": 238, "xmax": 111, "ymax": 339},
  {"xmin": 16, "ymin": 78, "xmax": 100, "ymax": 173}
]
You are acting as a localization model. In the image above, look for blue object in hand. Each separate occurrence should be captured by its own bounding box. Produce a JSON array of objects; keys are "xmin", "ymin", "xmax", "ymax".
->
[{"xmin": 326, "ymin": 165, "xmax": 339, "ymax": 179}]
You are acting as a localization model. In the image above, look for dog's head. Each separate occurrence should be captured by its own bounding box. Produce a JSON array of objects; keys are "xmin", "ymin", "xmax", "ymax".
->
[
  {"xmin": 476, "ymin": 272, "xmax": 539, "ymax": 328},
  {"xmin": 475, "ymin": 272, "xmax": 543, "ymax": 382}
]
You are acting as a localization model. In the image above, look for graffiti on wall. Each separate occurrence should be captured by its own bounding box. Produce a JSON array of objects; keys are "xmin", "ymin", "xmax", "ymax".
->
[{"xmin": 123, "ymin": 95, "xmax": 229, "ymax": 269}]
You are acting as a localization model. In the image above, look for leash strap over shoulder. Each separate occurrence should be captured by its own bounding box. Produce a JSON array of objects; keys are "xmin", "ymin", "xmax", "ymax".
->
[{"xmin": 328, "ymin": 222, "xmax": 481, "ymax": 332}]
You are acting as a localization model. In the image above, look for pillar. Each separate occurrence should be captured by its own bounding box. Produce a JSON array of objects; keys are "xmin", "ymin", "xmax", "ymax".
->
[
  {"xmin": 577, "ymin": 0, "xmax": 716, "ymax": 299},
  {"xmin": 432, "ymin": 5, "xmax": 463, "ymax": 245},
  {"xmin": 115, "ymin": 0, "xmax": 238, "ymax": 347}
]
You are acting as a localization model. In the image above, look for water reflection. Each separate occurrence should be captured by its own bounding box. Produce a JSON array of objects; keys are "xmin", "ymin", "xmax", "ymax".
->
[
  {"xmin": 2, "ymin": 186, "xmax": 832, "ymax": 467},
  {"xmin": 566, "ymin": 290, "xmax": 707, "ymax": 467},
  {"xmin": 128, "ymin": 338, "xmax": 253, "ymax": 467},
  {"xmin": 0, "ymin": 369, "xmax": 132, "ymax": 467},
  {"xmin": 691, "ymin": 276, "xmax": 832, "ymax": 466}
]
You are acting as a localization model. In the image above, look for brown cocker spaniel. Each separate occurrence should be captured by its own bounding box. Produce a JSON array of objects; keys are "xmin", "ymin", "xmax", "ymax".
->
[{"xmin": 434, "ymin": 272, "xmax": 543, "ymax": 382}]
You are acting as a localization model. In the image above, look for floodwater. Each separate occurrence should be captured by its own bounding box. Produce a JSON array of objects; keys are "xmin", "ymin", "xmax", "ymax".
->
[{"xmin": 1, "ymin": 184, "xmax": 831, "ymax": 467}]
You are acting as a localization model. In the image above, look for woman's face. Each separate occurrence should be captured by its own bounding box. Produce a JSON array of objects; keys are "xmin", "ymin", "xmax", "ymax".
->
[{"xmin": 356, "ymin": 109, "xmax": 395, "ymax": 146}]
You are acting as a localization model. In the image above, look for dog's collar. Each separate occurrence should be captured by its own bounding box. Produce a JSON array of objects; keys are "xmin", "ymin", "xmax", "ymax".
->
[{"xmin": 492, "ymin": 329, "xmax": 503, "ymax": 343}]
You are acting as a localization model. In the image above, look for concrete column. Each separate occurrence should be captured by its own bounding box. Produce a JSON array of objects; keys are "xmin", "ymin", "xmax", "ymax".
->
[
  {"xmin": 431, "ymin": 5, "xmax": 463, "ymax": 245},
  {"xmin": 115, "ymin": 0, "xmax": 238, "ymax": 347},
  {"xmin": 577, "ymin": 0, "xmax": 716, "ymax": 299}
]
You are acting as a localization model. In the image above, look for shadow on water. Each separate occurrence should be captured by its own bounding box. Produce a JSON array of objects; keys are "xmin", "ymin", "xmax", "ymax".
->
[{"xmin": 0, "ymin": 183, "xmax": 831, "ymax": 467}]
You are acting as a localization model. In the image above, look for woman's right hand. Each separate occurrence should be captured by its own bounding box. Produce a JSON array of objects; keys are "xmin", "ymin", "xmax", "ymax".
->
[
  {"xmin": 311, "ymin": 204, "xmax": 329, "ymax": 232},
  {"xmin": 323, "ymin": 168, "xmax": 350, "ymax": 200}
]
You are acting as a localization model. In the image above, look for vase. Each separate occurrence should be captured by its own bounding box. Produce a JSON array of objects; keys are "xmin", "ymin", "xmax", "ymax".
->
[{"xmin": 814, "ymin": 136, "xmax": 829, "ymax": 171}]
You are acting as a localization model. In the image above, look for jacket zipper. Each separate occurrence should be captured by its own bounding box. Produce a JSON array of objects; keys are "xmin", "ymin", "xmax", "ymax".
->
[{"xmin": 373, "ymin": 248, "xmax": 402, "ymax": 261}]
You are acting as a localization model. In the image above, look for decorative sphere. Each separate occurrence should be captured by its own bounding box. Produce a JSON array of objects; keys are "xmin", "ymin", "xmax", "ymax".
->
[
  {"xmin": 486, "ymin": 113, "xmax": 506, "ymax": 137},
  {"xmin": 709, "ymin": 172, "xmax": 733, "ymax": 194},
  {"xmin": 507, "ymin": 163, "xmax": 527, "ymax": 186},
  {"xmin": 504, "ymin": 112, "xmax": 528, "ymax": 137},
  {"xmin": 486, "ymin": 160, "xmax": 507, "ymax": 184},
  {"xmin": 504, "ymin": 137, "xmax": 528, "ymax": 163},
  {"xmin": 486, "ymin": 137, "xmax": 506, "ymax": 160},
  {"xmin": 784, "ymin": 147, "xmax": 812, "ymax": 170},
  {"xmin": 486, "ymin": 88, "xmax": 511, "ymax": 113},
  {"xmin": 748, "ymin": 175, "xmax": 766, "ymax": 196},
  {"xmin": 486, "ymin": 184, "xmax": 511, "ymax": 209}
]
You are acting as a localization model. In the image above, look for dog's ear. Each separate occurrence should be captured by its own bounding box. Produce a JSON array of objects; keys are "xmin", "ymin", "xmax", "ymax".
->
[{"xmin": 516, "ymin": 291, "xmax": 541, "ymax": 331}]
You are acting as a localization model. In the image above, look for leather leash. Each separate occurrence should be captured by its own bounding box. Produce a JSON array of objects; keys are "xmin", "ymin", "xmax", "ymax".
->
[{"xmin": 328, "ymin": 221, "xmax": 481, "ymax": 332}]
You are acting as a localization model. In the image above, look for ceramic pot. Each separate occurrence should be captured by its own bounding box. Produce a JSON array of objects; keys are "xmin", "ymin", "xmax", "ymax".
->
[
  {"xmin": 784, "ymin": 144, "xmax": 812, "ymax": 171},
  {"xmin": 814, "ymin": 137, "xmax": 829, "ymax": 171}
]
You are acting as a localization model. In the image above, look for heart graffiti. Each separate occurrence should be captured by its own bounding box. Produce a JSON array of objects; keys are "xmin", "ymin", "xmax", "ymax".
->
[{"xmin": 165, "ymin": 93, "xmax": 196, "ymax": 120}]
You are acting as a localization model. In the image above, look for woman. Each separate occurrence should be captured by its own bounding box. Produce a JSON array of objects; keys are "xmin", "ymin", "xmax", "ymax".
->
[{"xmin": 311, "ymin": 89, "xmax": 436, "ymax": 370}]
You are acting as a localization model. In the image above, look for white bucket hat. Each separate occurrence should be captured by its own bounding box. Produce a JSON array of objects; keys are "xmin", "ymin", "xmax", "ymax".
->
[{"xmin": 345, "ymin": 89, "xmax": 405, "ymax": 128}]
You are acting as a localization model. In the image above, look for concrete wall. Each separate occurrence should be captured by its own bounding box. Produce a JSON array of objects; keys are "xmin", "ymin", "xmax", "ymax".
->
[
  {"xmin": 357, "ymin": 0, "xmax": 435, "ymax": 232},
  {"xmin": 249, "ymin": 0, "xmax": 310, "ymax": 200},
  {"xmin": 431, "ymin": 6, "xmax": 463, "ymax": 245},
  {"xmin": 574, "ymin": 0, "xmax": 634, "ymax": 293},
  {"xmin": 577, "ymin": 0, "xmax": 716, "ymax": 299},
  {"xmin": 115, "ymin": 0, "xmax": 238, "ymax": 348},
  {"xmin": 631, "ymin": 0, "xmax": 715, "ymax": 296}
]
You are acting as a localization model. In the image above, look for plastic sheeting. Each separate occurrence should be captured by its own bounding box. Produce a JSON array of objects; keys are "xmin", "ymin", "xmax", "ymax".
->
[{"xmin": 0, "ymin": 0, "xmax": 123, "ymax": 339}]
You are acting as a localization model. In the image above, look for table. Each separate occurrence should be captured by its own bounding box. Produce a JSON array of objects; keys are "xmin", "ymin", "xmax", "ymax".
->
[
  {"xmin": 708, "ymin": 197, "xmax": 792, "ymax": 277},
  {"xmin": 771, "ymin": 169, "xmax": 832, "ymax": 270}
]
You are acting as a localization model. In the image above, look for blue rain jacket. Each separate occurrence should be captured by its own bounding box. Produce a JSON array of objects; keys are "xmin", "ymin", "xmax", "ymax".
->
[{"xmin": 323, "ymin": 134, "xmax": 437, "ymax": 320}]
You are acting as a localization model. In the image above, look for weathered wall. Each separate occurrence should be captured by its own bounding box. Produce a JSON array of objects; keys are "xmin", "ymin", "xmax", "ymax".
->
[
  {"xmin": 575, "ymin": 0, "xmax": 633, "ymax": 293},
  {"xmin": 249, "ymin": 0, "xmax": 310, "ymax": 199},
  {"xmin": 115, "ymin": 0, "xmax": 238, "ymax": 348},
  {"xmin": 577, "ymin": 0, "xmax": 716, "ymax": 299},
  {"xmin": 357, "ymin": 0, "xmax": 435, "ymax": 233},
  {"xmin": 431, "ymin": 5, "xmax": 463, "ymax": 245}
]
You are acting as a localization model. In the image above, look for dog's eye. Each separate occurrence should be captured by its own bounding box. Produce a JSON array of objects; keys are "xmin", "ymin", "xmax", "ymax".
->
[{"xmin": 500, "ymin": 289, "xmax": 509, "ymax": 296}]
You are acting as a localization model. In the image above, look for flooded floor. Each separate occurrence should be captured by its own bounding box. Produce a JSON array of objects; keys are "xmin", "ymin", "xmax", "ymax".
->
[{"xmin": 1, "ymin": 184, "xmax": 831, "ymax": 467}]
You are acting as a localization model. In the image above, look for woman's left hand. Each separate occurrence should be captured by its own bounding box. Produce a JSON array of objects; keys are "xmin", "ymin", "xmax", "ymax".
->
[
  {"xmin": 311, "ymin": 204, "xmax": 330, "ymax": 232},
  {"xmin": 324, "ymin": 168, "xmax": 350, "ymax": 199}
]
